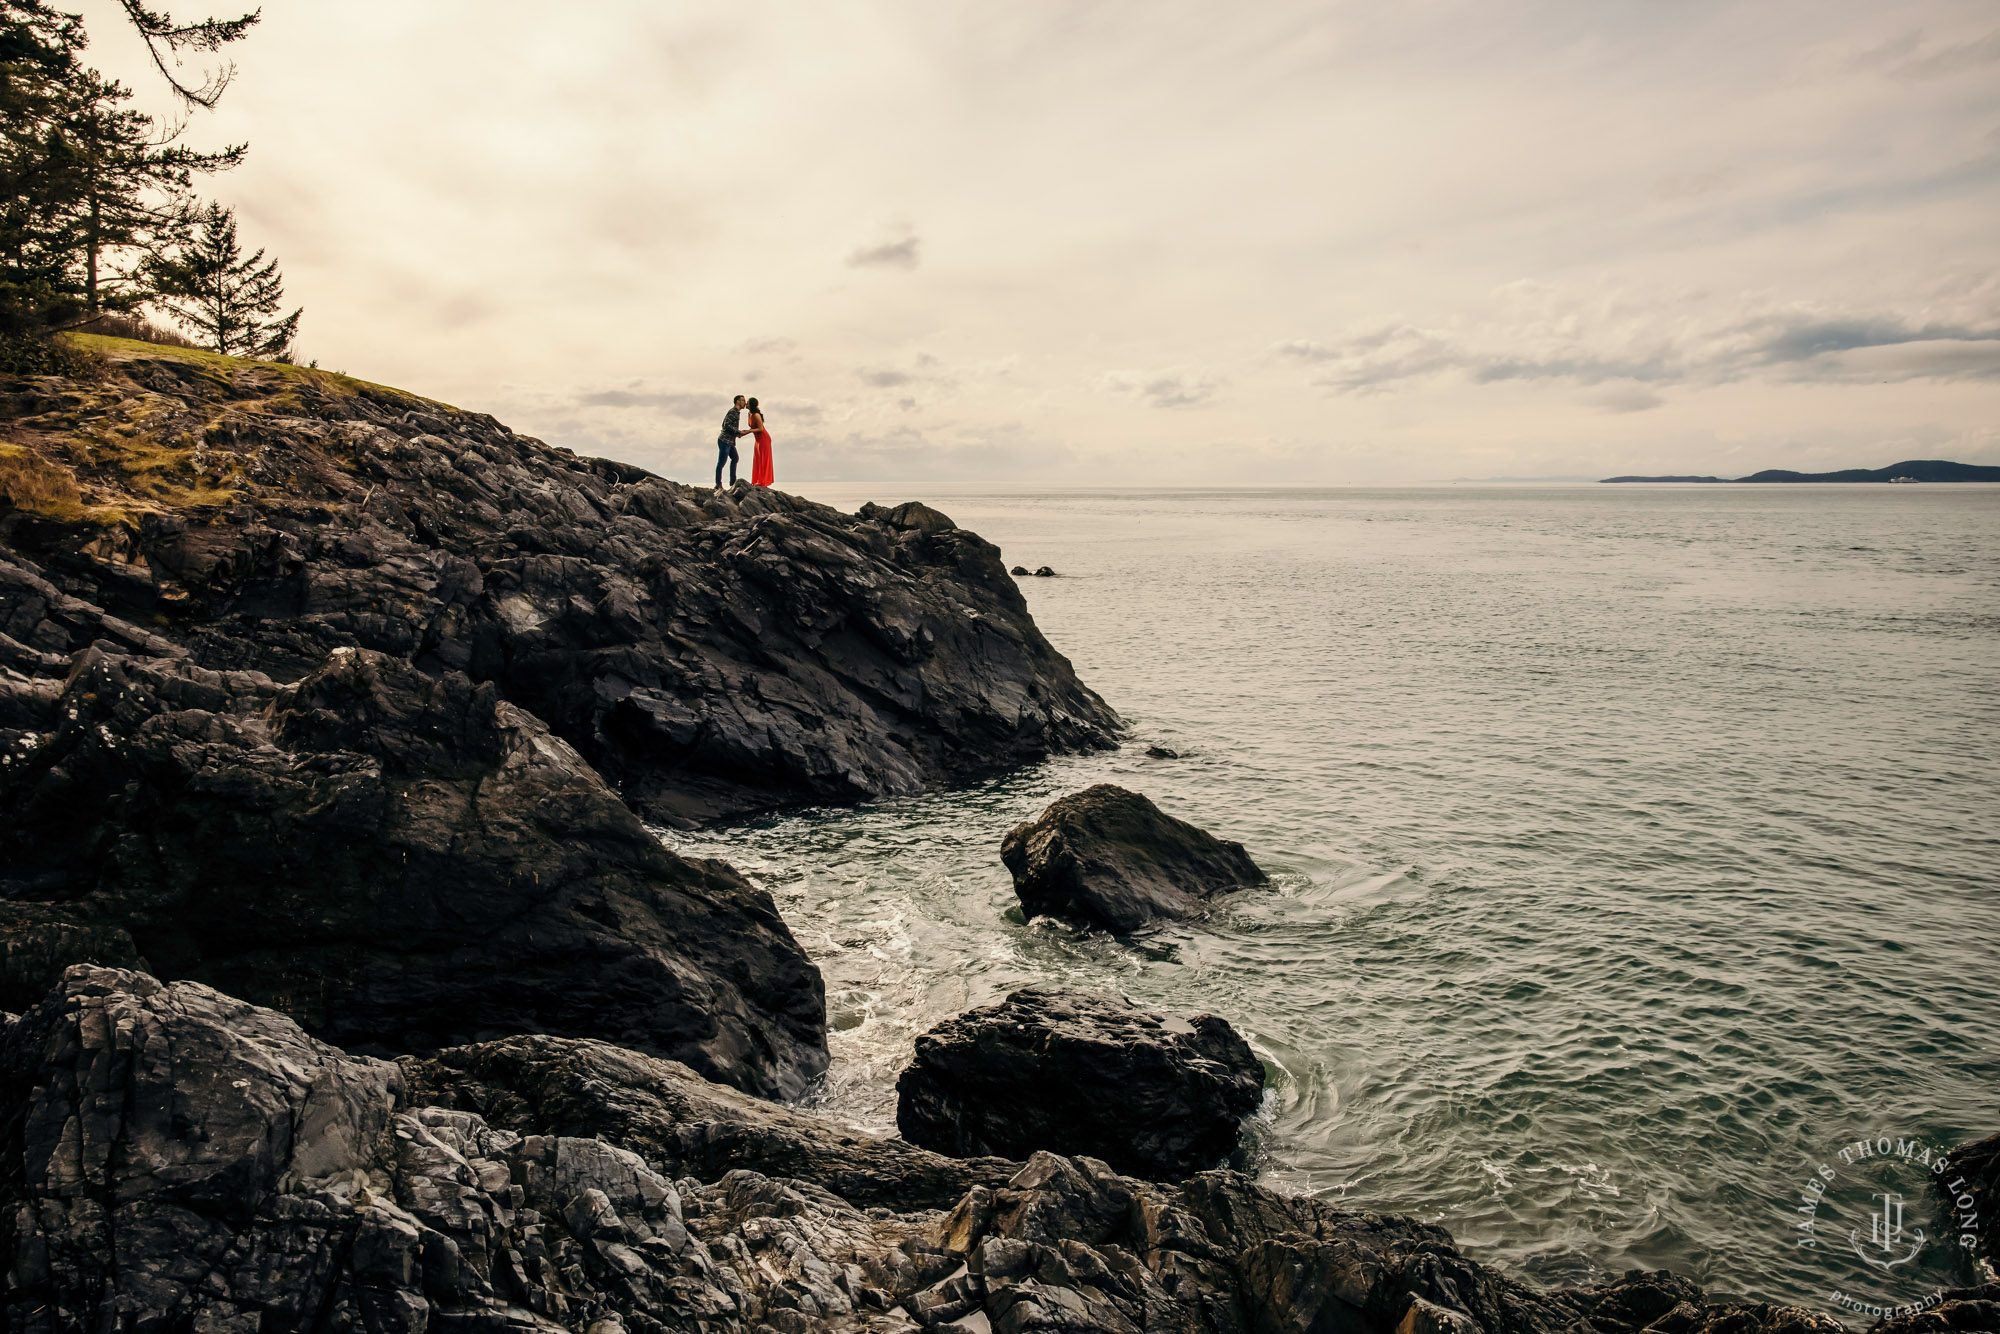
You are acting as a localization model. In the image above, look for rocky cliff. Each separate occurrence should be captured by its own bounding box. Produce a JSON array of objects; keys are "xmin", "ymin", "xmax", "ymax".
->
[
  {"xmin": 0, "ymin": 337, "xmax": 1117, "ymax": 827},
  {"xmin": 0, "ymin": 337, "xmax": 1116, "ymax": 1092}
]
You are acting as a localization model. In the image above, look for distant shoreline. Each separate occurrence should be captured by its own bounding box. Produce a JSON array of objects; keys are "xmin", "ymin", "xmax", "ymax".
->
[{"xmin": 1603, "ymin": 459, "xmax": 2000, "ymax": 484}]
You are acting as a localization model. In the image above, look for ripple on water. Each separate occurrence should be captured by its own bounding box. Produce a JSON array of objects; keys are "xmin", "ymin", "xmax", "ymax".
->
[{"xmin": 666, "ymin": 484, "xmax": 2000, "ymax": 1313}]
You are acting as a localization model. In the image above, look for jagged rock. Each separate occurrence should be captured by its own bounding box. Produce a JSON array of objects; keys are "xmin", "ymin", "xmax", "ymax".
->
[
  {"xmin": 1001, "ymin": 783, "xmax": 1267, "ymax": 933},
  {"xmin": 1941, "ymin": 1128, "xmax": 1999, "ymax": 1271},
  {"xmin": 0, "ymin": 346, "xmax": 1118, "ymax": 828},
  {"xmin": 401, "ymin": 1031, "xmax": 1021, "ymax": 1212},
  {"xmin": 1145, "ymin": 744, "xmax": 1180, "ymax": 759},
  {"xmin": 895, "ymin": 987, "xmax": 1265, "ymax": 1180},
  {"xmin": 0, "ymin": 646, "xmax": 826, "ymax": 1097},
  {"xmin": 0, "ymin": 966, "xmax": 915, "ymax": 1332},
  {"xmin": 0, "ymin": 967, "xmax": 1864, "ymax": 1334},
  {"xmin": 1870, "ymin": 1285, "xmax": 2000, "ymax": 1334}
]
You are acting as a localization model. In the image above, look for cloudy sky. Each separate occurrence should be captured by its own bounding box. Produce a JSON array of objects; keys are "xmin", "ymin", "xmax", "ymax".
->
[{"xmin": 81, "ymin": 1, "xmax": 2000, "ymax": 483}]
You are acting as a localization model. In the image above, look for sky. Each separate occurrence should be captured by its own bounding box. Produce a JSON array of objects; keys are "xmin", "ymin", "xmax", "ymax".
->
[{"xmin": 76, "ymin": 0, "xmax": 2000, "ymax": 484}]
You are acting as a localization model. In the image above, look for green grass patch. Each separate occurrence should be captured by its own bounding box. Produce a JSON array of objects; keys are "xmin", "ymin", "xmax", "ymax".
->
[{"xmin": 60, "ymin": 333, "xmax": 457, "ymax": 411}]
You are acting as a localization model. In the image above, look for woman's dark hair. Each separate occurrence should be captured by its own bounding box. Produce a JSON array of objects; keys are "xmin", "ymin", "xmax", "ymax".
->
[{"xmin": 746, "ymin": 397, "xmax": 760, "ymax": 413}]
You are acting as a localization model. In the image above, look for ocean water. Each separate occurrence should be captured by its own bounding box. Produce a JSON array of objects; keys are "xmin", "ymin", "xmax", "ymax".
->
[{"xmin": 664, "ymin": 484, "xmax": 2000, "ymax": 1314}]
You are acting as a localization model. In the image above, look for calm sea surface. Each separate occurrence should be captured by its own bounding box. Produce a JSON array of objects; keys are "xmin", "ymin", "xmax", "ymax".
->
[{"xmin": 665, "ymin": 484, "xmax": 2000, "ymax": 1314}]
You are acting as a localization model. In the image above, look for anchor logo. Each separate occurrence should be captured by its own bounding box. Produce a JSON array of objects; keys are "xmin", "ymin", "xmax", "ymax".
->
[{"xmin": 1848, "ymin": 1192, "xmax": 1926, "ymax": 1270}]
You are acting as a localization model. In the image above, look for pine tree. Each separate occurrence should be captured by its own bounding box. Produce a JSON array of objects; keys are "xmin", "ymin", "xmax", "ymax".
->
[
  {"xmin": 150, "ymin": 200, "xmax": 299, "ymax": 358},
  {"xmin": 0, "ymin": 1, "xmax": 254, "ymax": 336},
  {"xmin": 0, "ymin": 2, "xmax": 88, "ymax": 334},
  {"xmin": 59, "ymin": 69, "xmax": 245, "ymax": 317}
]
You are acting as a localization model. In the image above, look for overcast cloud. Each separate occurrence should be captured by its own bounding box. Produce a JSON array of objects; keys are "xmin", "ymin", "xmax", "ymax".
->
[{"xmin": 75, "ymin": 0, "xmax": 2000, "ymax": 483}]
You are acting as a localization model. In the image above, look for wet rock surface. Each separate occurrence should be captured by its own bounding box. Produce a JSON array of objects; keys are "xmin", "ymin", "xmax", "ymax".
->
[
  {"xmin": 0, "ymin": 966, "xmax": 1866, "ymax": 1334},
  {"xmin": 1001, "ymin": 784, "xmax": 1267, "ymax": 933},
  {"xmin": 896, "ymin": 987, "xmax": 1266, "ymax": 1181}
]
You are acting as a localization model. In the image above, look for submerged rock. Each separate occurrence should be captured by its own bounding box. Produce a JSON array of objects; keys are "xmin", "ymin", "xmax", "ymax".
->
[
  {"xmin": 0, "ymin": 966, "xmax": 1868, "ymax": 1334},
  {"xmin": 895, "ymin": 986, "xmax": 1265, "ymax": 1179},
  {"xmin": 0, "ymin": 645, "xmax": 826, "ymax": 1098},
  {"xmin": 1146, "ymin": 743, "xmax": 1181, "ymax": 759},
  {"xmin": 1009, "ymin": 564, "xmax": 1030, "ymax": 576},
  {"xmin": 1033, "ymin": 565, "xmax": 1056, "ymax": 577},
  {"xmin": 1001, "ymin": 783, "xmax": 1267, "ymax": 933}
]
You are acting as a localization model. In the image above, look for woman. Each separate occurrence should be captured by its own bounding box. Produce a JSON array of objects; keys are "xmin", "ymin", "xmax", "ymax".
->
[{"xmin": 748, "ymin": 397, "xmax": 775, "ymax": 487}]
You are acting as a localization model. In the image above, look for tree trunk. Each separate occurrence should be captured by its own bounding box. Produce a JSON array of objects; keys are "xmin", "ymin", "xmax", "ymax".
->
[{"xmin": 86, "ymin": 195, "xmax": 100, "ymax": 313}]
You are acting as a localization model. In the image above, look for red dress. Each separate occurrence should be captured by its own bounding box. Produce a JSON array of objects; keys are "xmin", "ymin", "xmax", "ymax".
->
[{"xmin": 750, "ymin": 418, "xmax": 775, "ymax": 487}]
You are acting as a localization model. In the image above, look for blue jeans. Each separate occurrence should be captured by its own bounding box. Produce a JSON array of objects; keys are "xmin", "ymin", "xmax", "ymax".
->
[{"xmin": 715, "ymin": 438, "xmax": 739, "ymax": 487}]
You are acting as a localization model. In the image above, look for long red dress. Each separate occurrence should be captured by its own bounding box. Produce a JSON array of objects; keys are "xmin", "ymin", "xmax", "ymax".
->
[{"xmin": 750, "ymin": 417, "xmax": 775, "ymax": 487}]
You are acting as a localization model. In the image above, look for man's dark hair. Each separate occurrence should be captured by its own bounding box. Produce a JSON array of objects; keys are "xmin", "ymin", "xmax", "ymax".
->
[{"xmin": 733, "ymin": 394, "xmax": 745, "ymax": 404}]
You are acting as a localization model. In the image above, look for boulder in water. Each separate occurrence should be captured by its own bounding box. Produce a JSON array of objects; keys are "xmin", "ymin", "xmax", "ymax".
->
[
  {"xmin": 1001, "ymin": 783, "xmax": 1267, "ymax": 933},
  {"xmin": 895, "ymin": 986, "xmax": 1265, "ymax": 1179},
  {"xmin": 1033, "ymin": 565, "xmax": 1056, "ymax": 577}
]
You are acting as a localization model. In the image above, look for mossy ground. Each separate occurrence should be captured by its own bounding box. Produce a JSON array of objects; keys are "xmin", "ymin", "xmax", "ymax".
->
[
  {"xmin": 62, "ymin": 333, "xmax": 455, "ymax": 412},
  {"xmin": 1, "ymin": 335, "xmax": 454, "ymax": 527}
]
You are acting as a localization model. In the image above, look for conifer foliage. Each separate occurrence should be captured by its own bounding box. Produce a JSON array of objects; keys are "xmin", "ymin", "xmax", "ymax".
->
[
  {"xmin": 0, "ymin": 0, "xmax": 284, "ymax": 362},
  {"xmin": 149, "ymin": 199, "xmax": 296, "ymax": 358}
]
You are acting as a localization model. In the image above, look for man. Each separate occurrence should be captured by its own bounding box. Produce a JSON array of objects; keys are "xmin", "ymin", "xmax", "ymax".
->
[{"xmin": 717, "ymin": 395, "xmax": 753, "ymax": 489}]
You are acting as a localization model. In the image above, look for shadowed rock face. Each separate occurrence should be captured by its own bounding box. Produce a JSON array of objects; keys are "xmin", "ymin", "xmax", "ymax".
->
[
  {"xmin": 0, "ymin": 966, "xmax": 1870, "ymax": 1334},
  {"xmin": 1002, "ymin": 783, "xmax": 1266, "ymax": 933},
  {"xmin": 0, "ymin": 347, "xmax": 1118, "ymax": 829},
  {"xmin": 896, "ymin": 987, "xmax": 1266, "ymax": 1180},
  {"xmin": 0, "ymin": 645, "xmax": 827, "ymax": 1098}
]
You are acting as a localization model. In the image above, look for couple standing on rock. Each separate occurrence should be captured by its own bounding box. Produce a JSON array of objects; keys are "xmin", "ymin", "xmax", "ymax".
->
[{"xmin": 717, "ymin": 394, "xmax": 775, "ymax": 490}]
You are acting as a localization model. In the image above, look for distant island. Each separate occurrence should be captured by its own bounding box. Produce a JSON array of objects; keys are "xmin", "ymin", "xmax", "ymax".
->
[{"xmin": 1603, "ymin": 459, "xmax": 2000, "ymax": 483}]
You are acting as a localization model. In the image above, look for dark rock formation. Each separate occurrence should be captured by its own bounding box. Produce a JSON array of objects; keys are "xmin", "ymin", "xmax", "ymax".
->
[
  {"xmin": 0, "ymin": 340, "xmax": 1124, "ymax": 1085},
  {"xmin": 1033, "ymin": 565, "xmax": 1055, "ymax": 577},
  {"xmin": 1870, "ymin": 1286, "xmax": 2000, "ymax": 1334},
  {"xmin": 1001, "ymin": 783, "xmax": 1267, "ymax": 933},
  {"xmin": 403, "ymin": 1030, "xmax": 1021, "ymax": 1212},
  {"xmin": 0, "ymin": 966, "xmax": 924, "ymax": 1332},
  {"xmin": 0, "ymin": 965, "xmax": 1857, "ymax": 1334},
  {"xmin": 0, "ymin": 343, "xmax": 1118, "ymax": 832},
  {"xmin": 0, "ymin": 642, "xmax": 826, "ymax": 1098},
  {"xmin": 896, "ymin": 987, "xmax": 1265, "ymax": 1180},
  {"xmin": 1942, "ymin": 1128, "xmax": 2000, "ymax": 1272},
  {"xmin": 1146, "ymin": 744, "xmax": 1181, "ymax": 759},
  {"xmin": 1009, "ymin": 565, "xmax": 1029, "ymax": 575}
]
